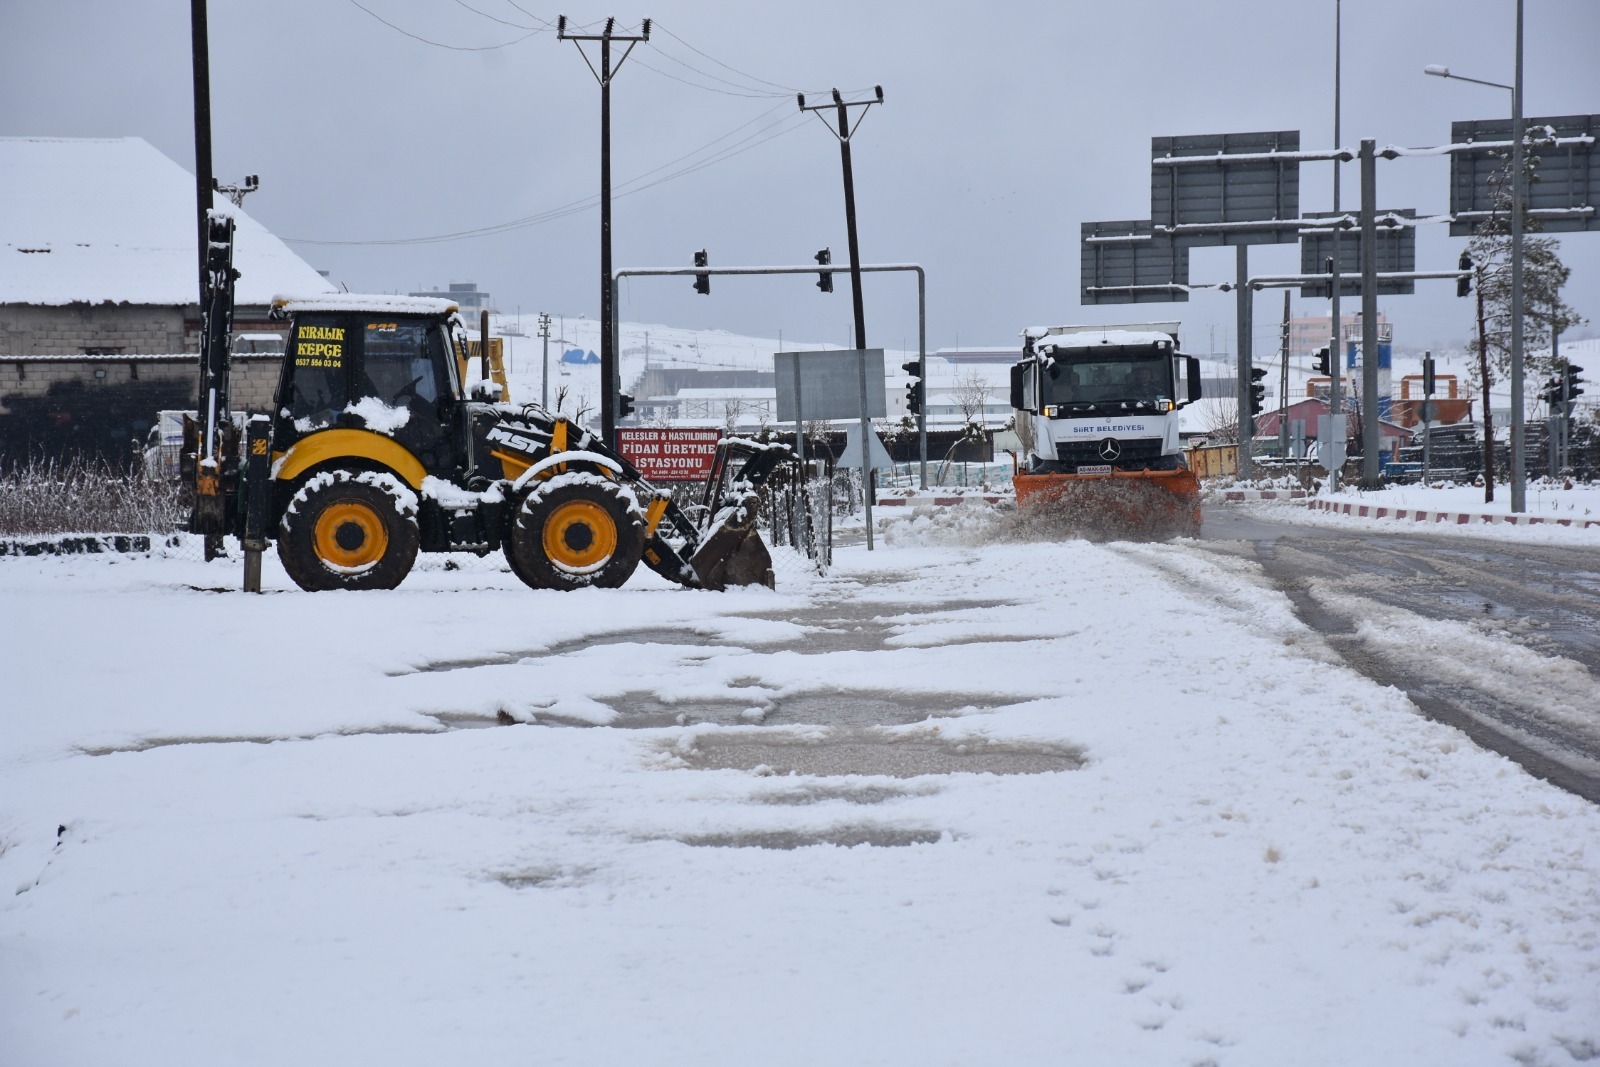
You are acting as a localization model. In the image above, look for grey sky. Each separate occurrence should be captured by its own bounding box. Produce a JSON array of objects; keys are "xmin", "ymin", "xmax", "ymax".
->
[{"xmin": 5, "ymin": 0, "xmax": 1598, "ymax": 357}]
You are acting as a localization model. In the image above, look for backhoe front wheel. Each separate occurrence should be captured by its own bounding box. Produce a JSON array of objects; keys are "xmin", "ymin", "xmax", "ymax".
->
[
  {"xmin": 508, "ymin": 476, "xmax": 643, "ymax": 591},
  {"xmin": 278, "ymin": 470, "xmax": 419, "ymax": 591}
]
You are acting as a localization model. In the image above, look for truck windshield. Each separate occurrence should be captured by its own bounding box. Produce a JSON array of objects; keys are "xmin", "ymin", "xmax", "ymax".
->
[{"xmin": 1042, "ymin": 348, "xmax": 1171, "ymax": 409}]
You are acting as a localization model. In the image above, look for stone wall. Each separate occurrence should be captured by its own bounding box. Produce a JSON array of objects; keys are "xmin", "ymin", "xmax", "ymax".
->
[
  {"xmin": 1, "ymin": 353, "xmax": 284, "ymax": 466},
  {"xmin": 0, "ymin": 302, "xmax": 282, "ymax": 357}
]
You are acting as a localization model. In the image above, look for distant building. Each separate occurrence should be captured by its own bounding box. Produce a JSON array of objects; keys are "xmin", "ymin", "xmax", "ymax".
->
[
  {"xmin": 409, "ymin": 282, "xmax": 493, "ymax": 315},
  {"xmin": 0, "ymin": 136, "xmax": 334, "ymax": 462},
  {"xmin": 1288, "ymin": 312, "xmax": 1388, "ymax": 365}
]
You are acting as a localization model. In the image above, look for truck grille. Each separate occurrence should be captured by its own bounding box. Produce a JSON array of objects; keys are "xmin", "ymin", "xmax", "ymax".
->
[{"xmin": 1054, "ymin": 438, "xmax": 1166, "ymax": 468}]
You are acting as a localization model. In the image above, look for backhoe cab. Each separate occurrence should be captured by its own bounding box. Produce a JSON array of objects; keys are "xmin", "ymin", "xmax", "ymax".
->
[{"xmin": 210, "ymin": 294, "xmax": 790, "ymax": 592}]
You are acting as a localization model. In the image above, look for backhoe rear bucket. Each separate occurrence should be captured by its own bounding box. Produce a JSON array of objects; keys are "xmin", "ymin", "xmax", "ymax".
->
[{"xmin": 1014, "ymin": 468, "xmax": 1202, "ymax": 540}]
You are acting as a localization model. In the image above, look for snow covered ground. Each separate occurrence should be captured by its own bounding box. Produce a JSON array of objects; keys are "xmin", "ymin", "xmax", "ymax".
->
[{"xmin": 2, "ymin": 522, "xmax": 1598, "ymax": 1065}]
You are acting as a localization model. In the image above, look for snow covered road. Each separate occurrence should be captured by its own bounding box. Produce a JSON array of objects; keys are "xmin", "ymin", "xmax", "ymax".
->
[
  {"xmin": 2, "ymin": 530, "xmax": 1597, "ymax": 1065},
  {"xmin": 1201, "ymin": 506, "xmax": 1600, "ymax": 802}
]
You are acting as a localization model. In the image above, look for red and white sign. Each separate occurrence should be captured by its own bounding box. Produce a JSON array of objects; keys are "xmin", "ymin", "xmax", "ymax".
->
[{"xmin": 617, "ymin": 428, "xmax": 722, "ymax": 481}]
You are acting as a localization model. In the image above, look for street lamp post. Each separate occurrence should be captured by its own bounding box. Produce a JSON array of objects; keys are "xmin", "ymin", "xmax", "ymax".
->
[{"xmin": 1424, "ymin": 0, "xmax": 1527, "ymax": 512}]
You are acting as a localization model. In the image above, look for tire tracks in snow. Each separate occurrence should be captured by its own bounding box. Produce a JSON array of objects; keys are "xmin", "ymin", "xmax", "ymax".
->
[{"xmin": 1166, "ymin": 525, "xmax": 1600, "ymax": 804}]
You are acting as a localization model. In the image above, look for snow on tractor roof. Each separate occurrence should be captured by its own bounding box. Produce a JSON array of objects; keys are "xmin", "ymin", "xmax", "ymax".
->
[{"xmin": 272, "ymin": 293, "xmax": 460, "ymax": 317}]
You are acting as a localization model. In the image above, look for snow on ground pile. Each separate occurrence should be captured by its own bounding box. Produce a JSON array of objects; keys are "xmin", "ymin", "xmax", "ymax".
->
[{"xmin": 1, "ymin": 538, "xmax": 1597, "ymax": 1065}]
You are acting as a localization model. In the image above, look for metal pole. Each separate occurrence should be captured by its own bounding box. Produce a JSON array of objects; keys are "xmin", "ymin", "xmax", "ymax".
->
[
  {"xmin": 916, "ymin": 267, "xmax": 927, "ymax": 489},
  {"xmin": 1278, "ymin": 289, "xmax": 1291, "ymax": 462},
  {"xmin": 792, "ymin": 348, "xmax": 805, "ymax": 471},
  {"xmin": 1328, "ymin": 0, "xmax": 1343, "ymax": 493},
  {"xmin": 1360, "ymin": 139, "xmax": 1381, "ymax": 488},
  {"xmin": 1509, "ymin": 0, "xmax": 1527, "ymax": 512},
  {"xmin": 857, "ymin": 347, "xmax": 874, "ymax": 550},
  {"xmin": 1553, "ymin": 318, "xmax": 1565, "ymax": 471},
  {"xmin": 1423, "ymin": 351, "xmax": 1434, "ymax": 483},
  {"xmin": 539, "ymin": 312, "xmax": 551, "ymax": 408},
  {"xmin": 1235, "ymin": 245, "xmax": 1253, "ymax": 478}
]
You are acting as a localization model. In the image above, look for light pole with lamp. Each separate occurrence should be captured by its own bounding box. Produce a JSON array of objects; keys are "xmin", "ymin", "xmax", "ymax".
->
[{"xmin": 1424, "ymin": 0, "xmax": 1527, "ymax": 512}]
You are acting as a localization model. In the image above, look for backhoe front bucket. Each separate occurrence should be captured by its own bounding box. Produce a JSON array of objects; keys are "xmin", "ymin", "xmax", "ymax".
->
[
  {"xmin": 687, "ymin": 496, "xmax": 774, "ymax": 591},
  {"xmin": 1014, "ymin": 468, "xmax": 1201, "ymax": 540}
]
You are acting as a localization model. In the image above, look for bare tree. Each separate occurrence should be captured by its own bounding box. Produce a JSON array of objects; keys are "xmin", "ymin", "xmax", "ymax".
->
[
  {"xmin": 952, "ymin": 370, "xmax": 993, "ymax": 440},
  {"xmin": 1196, "ymin": 394, "xmax": 1240, "ymax": 444},
  {"xmin": 721, "ymin": 396, "xmax": 748, "ymax": 436}
]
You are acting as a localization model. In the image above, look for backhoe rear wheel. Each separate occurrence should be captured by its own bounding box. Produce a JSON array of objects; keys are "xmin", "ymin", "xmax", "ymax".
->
[
  {"xmin": 278, "ymin": 470, "xmax": 419, "ymax": 591},
  {"xmin": 507, "ymin": 477, "xmax": 643, "ymax": 591}
]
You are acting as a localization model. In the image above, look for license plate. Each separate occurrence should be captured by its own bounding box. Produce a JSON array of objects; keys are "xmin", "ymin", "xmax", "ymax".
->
[{"xmin": 1075, "ymin": 464, "xmax": 1113, "ymax": 476}]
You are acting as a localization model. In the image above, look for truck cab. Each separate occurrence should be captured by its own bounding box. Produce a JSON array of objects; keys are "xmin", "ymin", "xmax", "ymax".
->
[{"xmin": 1009, "ymin": 323, "xmax": 1203, "ymax": 475}]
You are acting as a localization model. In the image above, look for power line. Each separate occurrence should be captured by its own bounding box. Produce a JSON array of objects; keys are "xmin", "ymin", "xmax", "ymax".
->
[
  {"xmin": 284, "ymin": 103, "xmax": 806, "ymax": 246},
  {"xmin": 631, "ymin": 57, "xmax": 787, "ymax": 99},
  {"xmin": 344, "ymin": 0, "xmax": 539, "ymax": 50},
  {"xmin": 450, "ymin": 0, "xmax": 546, "ymax": 31},
  {"xmin": 651, "ymin": 21, "xmax": 799, "ymax": 94}
]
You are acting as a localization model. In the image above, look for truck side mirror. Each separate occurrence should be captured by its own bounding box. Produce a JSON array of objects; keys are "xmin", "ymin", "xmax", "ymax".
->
[
  {"xmin": 1184, "ymin": 356, "xmax": 1203, "ymax": 406},
  {"xmin": 1009, "ymin": 362, "xmax": 1028, "ymax": 410},
  {"xmin": 470, "ymin": 379, "xmax": 504, "ymax": 402}
]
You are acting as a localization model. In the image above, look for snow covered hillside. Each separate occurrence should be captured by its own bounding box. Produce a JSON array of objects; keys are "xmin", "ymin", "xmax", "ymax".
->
[{"xmin": 2, "ymin": 523, "xmax": 1597, "ymax": 1065}]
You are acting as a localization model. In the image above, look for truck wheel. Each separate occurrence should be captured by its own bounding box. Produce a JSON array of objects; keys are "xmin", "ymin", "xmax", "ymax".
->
[
  {"xmin": 508, "ymin": 478, "xmax": 643, "ymax": 590},
  {"xmin": 278, "ymin": 470, "xmax": 419, "ymax": 591}
]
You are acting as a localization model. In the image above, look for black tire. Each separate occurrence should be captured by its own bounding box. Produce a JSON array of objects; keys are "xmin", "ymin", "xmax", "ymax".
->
[
  {"xmin": 507, "ymin": 476, "xmax": 644, "ymax": 591},
  {"xmin": 278, "ymin": 470, "xmax": 419, "ymax": 591}
]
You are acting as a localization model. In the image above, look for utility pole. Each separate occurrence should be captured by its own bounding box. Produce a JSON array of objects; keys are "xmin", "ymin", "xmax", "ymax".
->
[
  {"xmin": 799, "ymin": 87, "xmax": 883, "ymax": 351},
  {"xmin": 558, "ymin": 15, "xmax": 651, "ymax": 449},
  {"xmin": 1360, "ymin": 138, "xmax": 1382, "ymax": 488},
  {"xmin": 189, "ymin": 0, "xmax": 214, "ymax": 285},
  {"xmin": 1278, "ymin": 290, "xmax": 1291, "ymax": 461},
  {"xmin": 1236, "ymin": 246, "xmax": 1254, "ymax": 478},
  {"xmin": 1327, "ymin": 0, "xmax": 1344, "ymax": 494},
  {"xmin": 538, "ymin": 312, "xmax": 553, "ymax": 409},
  {"xmin": 1509, "ymin": 0, "xmax": 1527, "ymax": 512}
]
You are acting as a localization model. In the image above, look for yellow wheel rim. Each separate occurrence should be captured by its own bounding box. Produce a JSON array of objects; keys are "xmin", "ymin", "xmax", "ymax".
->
[
  {"xmin": 542, "ymin": 499, "xmax": 617, "ymax": 574},
  {"xmin": 313, "ymin": 501, "xmax": 389, "ymax": 572}
]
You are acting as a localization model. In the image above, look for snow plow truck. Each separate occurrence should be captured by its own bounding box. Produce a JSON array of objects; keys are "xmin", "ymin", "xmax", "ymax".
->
[
  {"xmin": 183, "ymin": 215, "xmax": 792, "ymax": 593},
  {"xmin": 1008, "ymin": 322, "xmax": 1205, "ymax": 538}
]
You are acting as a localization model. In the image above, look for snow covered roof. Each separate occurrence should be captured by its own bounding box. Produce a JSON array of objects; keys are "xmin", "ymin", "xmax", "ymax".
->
[
  {"xmin": 273, "ymin": 294, "xmax": 459, "ymax": 317},
  {"xmin": 1028, "ymin": 327, "xmax": 1178, "ymax": 351},
  {"xmin": 0, "ymin": 136, "xmax": 335, "ymax": 306}
]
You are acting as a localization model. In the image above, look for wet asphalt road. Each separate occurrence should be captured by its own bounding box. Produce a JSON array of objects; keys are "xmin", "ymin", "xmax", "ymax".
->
[{"xmin": 1196, "ymin": 507, "xmax": 1600, "ymax": 803}]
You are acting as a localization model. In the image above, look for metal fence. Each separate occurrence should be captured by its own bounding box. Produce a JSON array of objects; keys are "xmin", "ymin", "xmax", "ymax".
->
[{"xmin": 0, "ymin": 458, "xmax": 834, "ymax": 587}]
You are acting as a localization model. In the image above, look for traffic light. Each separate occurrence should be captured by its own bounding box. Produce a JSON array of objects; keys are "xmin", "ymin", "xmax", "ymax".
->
[
  {"xmin": 1457, "ymin": 250, "xmax": 1473, "ymax": 298},
  {"xmin": 692, "ymin": 249, "xmax": 710, "ymax": 295},
  {"xmin": 1539, "ymin": 377, "xmax": 1564, "ymax": 408},
  {"xmin": 1562, "ymin": 365, "xmax": 1586, "ymax": 415},
  {"xmin": 815, "ymin": 247, "xmax": 834, "ymax": 293},
  {"xmin": 618, "ymin": 393, "xmax": 636, "ymax": 420},
  {"xmin": 1422, "ymin": 353, "xmax": 1436, "ymax": 396},
  {"xmin": 902, "ymin": 358, "xmax": 924, "ymax": 417},
  {"xmin": 1248, "ymin": 367, "xmax": 1267, "ymax": 417},
  {"xmin": 1313, "ymin": 347, "xmax": 1331, "ymax": 376}
]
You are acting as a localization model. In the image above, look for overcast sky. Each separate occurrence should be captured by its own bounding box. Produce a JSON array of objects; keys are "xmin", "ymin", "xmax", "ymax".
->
[{"xmin": 5, "ymin": 0, "xmax": 1598, "ymax": 358}]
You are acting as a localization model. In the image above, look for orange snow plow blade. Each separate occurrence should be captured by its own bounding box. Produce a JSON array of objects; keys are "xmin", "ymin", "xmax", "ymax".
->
[{"xmin": 1013, "ymin": 468, "xmax": 1202, "ymax": 540}]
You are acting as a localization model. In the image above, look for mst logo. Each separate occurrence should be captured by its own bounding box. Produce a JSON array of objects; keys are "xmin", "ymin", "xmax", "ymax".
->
[{"xmin": 485, "ymin": 425, "xmax": 543, "ymax": 454}]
